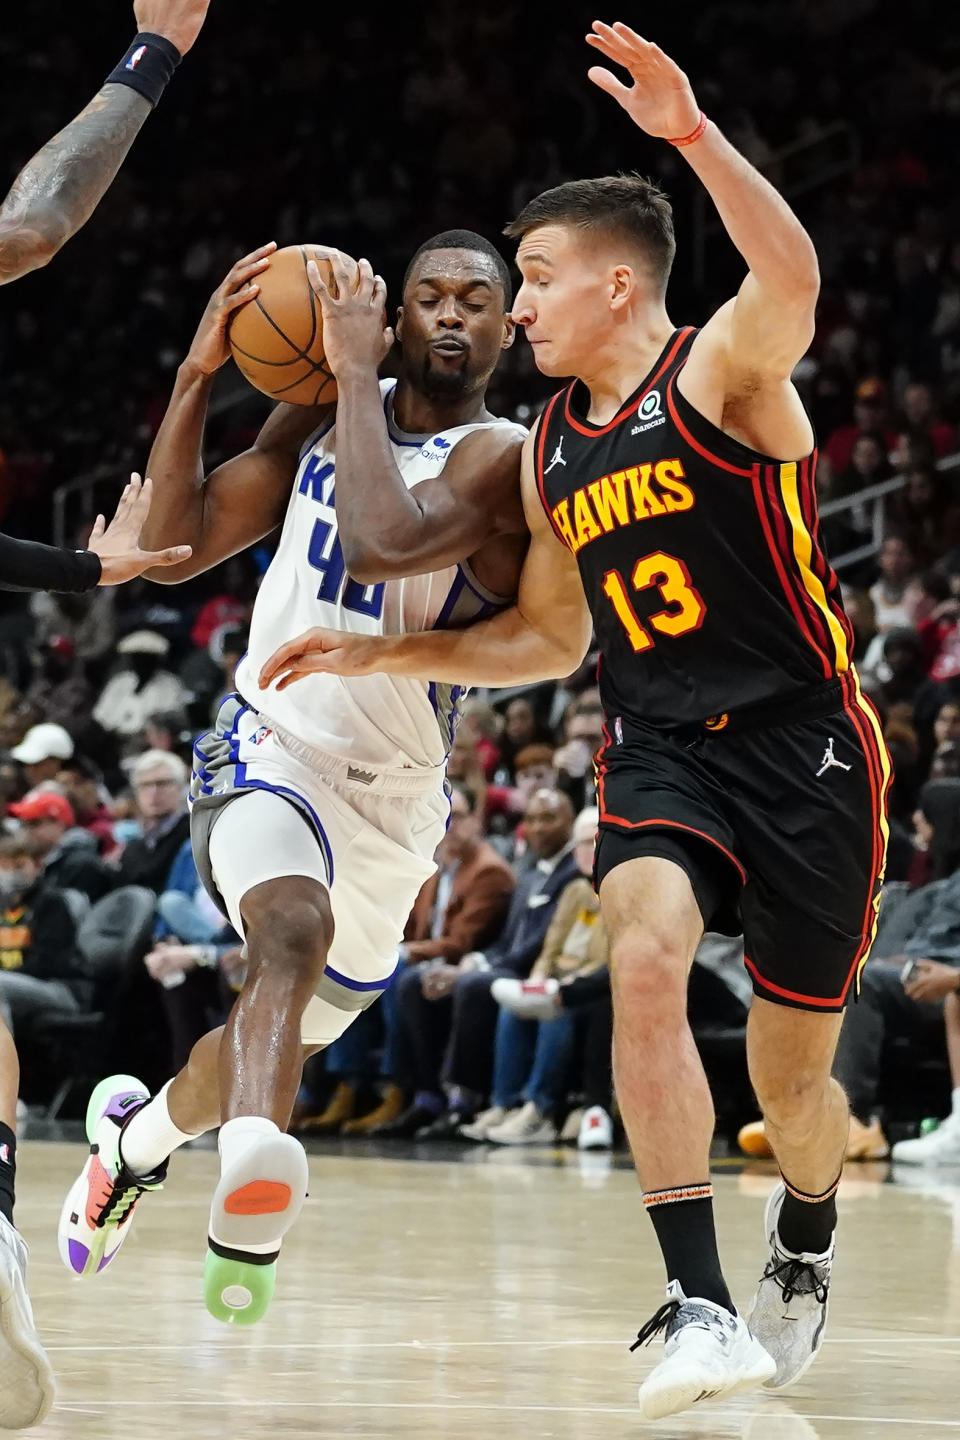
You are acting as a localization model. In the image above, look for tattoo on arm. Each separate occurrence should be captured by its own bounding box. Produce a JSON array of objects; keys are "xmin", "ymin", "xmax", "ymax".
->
[{"xmin": 0, "ymin": 85, "xmax": 151, "ymax": 285}]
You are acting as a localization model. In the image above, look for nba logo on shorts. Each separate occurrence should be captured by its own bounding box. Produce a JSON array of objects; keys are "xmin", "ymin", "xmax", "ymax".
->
[
  {"xmin": 126, "ymin": 44, "xmax": 148, "ymax": 71},
  {"xmin": 0, "ymin": 1145, "xmax": 9, "ymax": 1165},
  {"xmin": 252, "ymin": 725, "xmax": 273, "ymax": 746}
]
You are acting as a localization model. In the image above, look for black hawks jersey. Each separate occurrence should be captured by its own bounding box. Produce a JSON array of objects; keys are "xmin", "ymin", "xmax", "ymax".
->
[{"xmin": 535, "ymin": 327, "xmax": 854, "ymax": 728}]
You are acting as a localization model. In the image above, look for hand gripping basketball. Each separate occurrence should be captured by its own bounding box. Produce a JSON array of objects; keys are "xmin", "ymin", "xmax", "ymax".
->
[
  {"xmin": 305, "ymin": 251, "xmax": 394, "ymax": 379},
  {"xmin": 586, "ymin": 22, "xmax": 701, "ymax": 140},
  {"xmin": 186, "ymin": 242, "xmax": 278, "ymax": 378}
]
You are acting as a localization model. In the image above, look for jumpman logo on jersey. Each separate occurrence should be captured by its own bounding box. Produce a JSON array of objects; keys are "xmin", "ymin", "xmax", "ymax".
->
[
  {"xmin": 816, "ymin": 737, "xmax": 852, "ymax": 778},
  {"xmin": 545, "ymin": 437, "xmax": 567, "ymax": 473}
]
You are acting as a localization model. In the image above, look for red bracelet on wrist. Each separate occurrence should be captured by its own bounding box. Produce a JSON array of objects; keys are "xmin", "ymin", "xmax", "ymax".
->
[{"xmin": 667, "ymin": 111, "xmax": 708, "ymax": 147}]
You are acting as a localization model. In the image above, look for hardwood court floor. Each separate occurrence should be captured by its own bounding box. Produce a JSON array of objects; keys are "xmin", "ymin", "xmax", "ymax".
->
[{"xmin": 15, "ymin": 1138, "xmax": 960, "ymax": 1438}]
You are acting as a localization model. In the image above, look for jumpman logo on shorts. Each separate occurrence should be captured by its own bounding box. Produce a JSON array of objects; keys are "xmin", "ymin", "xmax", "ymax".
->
[
  {"xmin": 545, "ymin": 437, "xmax": 567, "ymax": 473},
  {"xmin": 816, "ymin": 737, "xmax": 851, "ymax": 778}
]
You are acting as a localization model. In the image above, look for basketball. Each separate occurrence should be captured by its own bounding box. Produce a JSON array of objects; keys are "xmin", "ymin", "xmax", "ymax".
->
[{"xmin": 228, "ymin": 244, "xmax": 358, "ymax": 407}]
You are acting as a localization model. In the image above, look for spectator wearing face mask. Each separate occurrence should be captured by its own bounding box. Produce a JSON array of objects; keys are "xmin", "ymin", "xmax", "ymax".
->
[{"xmin": 0, "ymin": 834, "xmax": 88, "ymax": 1037}]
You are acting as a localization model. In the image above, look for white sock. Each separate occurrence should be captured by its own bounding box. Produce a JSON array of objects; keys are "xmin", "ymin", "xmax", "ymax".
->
[
  {"xmin": 212, "ymin": 1117, "xmax": 282, "ymax": 1255},
  {"xmin": 952, "ymin": 1087, "xmax": 960, "ymax": 1119},
  {"xmin": 119, "ymin": 1081, "xmax": 202, "ymax": 1175}
]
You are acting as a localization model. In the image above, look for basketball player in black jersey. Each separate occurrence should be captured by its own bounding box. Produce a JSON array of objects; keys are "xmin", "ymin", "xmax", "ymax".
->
[
  {"xmin": 0, "ymin": 4, "xmax": 209, "ymax": 1423},
  {"xmin": 261, "ymin": 20, "xmax": 890, "ymax": 1422}
]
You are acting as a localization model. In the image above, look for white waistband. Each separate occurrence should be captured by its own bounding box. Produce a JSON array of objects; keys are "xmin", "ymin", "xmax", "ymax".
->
[{"xmin": 272, "ymin": 725, "xmax": 447, "ymax": 797}]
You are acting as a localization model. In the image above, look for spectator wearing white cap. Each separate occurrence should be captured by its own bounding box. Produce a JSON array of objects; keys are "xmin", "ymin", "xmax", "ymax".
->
[{"xmin": 10, "ymin": 724, "xmax": 74, "ymax": 790}]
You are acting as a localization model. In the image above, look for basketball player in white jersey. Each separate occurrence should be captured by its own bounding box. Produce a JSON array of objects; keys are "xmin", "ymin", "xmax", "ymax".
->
[{"xmin": 58, "ymin": 230, "xmax": 527, "ymax": 1324}]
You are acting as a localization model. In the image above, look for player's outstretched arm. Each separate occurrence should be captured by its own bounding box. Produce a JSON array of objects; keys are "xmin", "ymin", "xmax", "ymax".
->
[
  {"xmin": 586, "ymin": 21, "xmax": 818, "ymax": 382},
  {"xmin": 306, "ymin": 253, "xmax": 526, "ymax": 581},
  {"xmin": 258, "ymin": 430, "xmax": 592, "ymax": 691},
  {"xmin": 0, "ymin": 1, "xmax": 213, "ymax": 286},
  {"xmin": 0, "ymin": 474, "xmax": 189, "ymax": 593},
  {"xmin": 139, "ymin": 245, "xmax": 331, "ymax": 583}
]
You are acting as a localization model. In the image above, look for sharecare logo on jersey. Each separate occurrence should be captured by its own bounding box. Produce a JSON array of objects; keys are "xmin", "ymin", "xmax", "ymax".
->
[
  {"xmin": 631, "ymin": 388, "xmax": 666, "ymax": 435},
  {"xmin": 126, "ymin": 44, "xmax": 148, "ymax": 70},
  {"xmin": 551, "ymin": 459, "xmax": 695, "ymax": 554}
]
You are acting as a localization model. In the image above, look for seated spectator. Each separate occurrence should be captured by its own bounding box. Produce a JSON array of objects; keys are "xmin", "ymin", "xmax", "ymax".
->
[
  {"xmin": 495, "ymin": 696, "xmax": 553, "ymax": 781},
  {"xmin": 116, "ymin": 751, "xmax": 191, "ymax": 894},
  {"xmin": 890, "ymin": 985, "xmax": 960, "ymax": 1165},
  {"xmin": 888, "ymin": 467, "xmax": 960, "ymax": 564},
  {"xmin": 832, "ymin": 874, "xmax": 960, "ymax": 1162},
  {"xmin": 869, "ymin": 534, "xmax": 920, "ymax": 633},
  {"xmin": 10, "ymin": 723, "xmax": 74, "ymax": 790},
  {"xmin": 143, "ymin": 711, "xmax": 195, "ymax": 769},
  {"xmin": 890, "ymin": 382, "xmax": 958, "ymax": 469},
  {"xmin": 93, "ymin": 630, "xmax": 189, "ymax": 738},
  {"xmin": 379, "ymin": 788, "xmax": 577, "ymax": 1139},
  {"xmin": 0, "ymin": 833, "xmax": 89, "ymax": 1037},
  {"xmin": 554, "ymin": 701, "xmax": 604, "ymax": 812},
  {"xmin": 469, "ymin": 805, "xmax": 609, "ymax": 1147},
  {"xmin": 874, "ymin": 627, "xmax": 928, "ymax": 709},
  {"xmin": 8, "ymin": 788, "xmax": 113, "ymax": 904},
  {"xmin": 460, "ymin": 698, "xmax": 502, "ymax": 780},
  {"xmin": 57, "ymin": 756, "xmax": 117, "ymax": 858},
  {"xmin": 314, "ymin": 781, "xmax": 515, "ymax": 1135},
  {"xmin": 21, "ymin": 637, "xmax": 94, "ymax": 733},
  {"xmin": 842, "ymin": 589, "xmax": 878, "ymax": 665},
  {"xmin": 144, "ymin": 930, "xmax": 244, "ymax": 1071},
  {"xmin": 823, "ymin": 376, "xmax": 898, "ymax": 480}
]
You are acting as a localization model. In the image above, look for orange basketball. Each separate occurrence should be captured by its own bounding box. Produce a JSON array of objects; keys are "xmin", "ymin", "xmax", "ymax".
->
[{"xmin": 228, "ymin": 244, "xmax": 357, "ymax": 407}]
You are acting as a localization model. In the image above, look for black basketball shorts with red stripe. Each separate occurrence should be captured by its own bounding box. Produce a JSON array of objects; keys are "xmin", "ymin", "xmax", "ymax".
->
[{"xmin": 594, "ymin": 675, "xmax": 891, "ymax": 1013}]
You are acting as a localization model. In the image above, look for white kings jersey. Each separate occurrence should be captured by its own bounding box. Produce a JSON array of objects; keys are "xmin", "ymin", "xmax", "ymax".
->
[{"xmin": 236, "ymin": 380, "xmax": 525, "ymax": 773}]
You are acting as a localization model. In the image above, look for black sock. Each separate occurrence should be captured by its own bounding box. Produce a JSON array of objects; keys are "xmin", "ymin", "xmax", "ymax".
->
[
  {"xmin": 777, "ymin": 1173, "xmax": 839, "ymax": 1256},
  {"xmin": 0, "ymin": 1123, "xmax": 16, "ymax": 1225},
  {"xmin": 645, "ymin": 1183, "xmax": 734, "ymax": 1313}
]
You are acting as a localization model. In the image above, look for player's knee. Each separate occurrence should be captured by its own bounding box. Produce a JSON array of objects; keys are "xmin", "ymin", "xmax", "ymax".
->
[
  {"xmin": 610, "ymin": 928, "xmax": 689, "ymax": 1018},
  {"xmin": 754, "ymin": 1064, "xmax": 830, "ymax": 1136},
  {"xmin": 243, "ymin": 877, "xmax": 334, "ymax": 988}
]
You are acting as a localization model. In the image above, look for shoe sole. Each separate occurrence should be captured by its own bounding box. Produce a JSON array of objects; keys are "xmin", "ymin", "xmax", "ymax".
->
[
  {"xmin": 637, "ymin": 1339, "xmax": 775, "ymax": 1420},
  {"xmin": 0, "ymin": 1246, "xmax": 55, "ymax": 1428},
  {"xmin": 57, "ymin": 1073, "xmax": 149, "ymax": 1278},
  {"xmin": 205, "ymin": 1133, "xmax": 308, "ymax": 1326}
]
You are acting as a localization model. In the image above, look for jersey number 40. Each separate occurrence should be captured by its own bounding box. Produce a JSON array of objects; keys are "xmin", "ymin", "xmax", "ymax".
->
[{"xmin": 307, "ymin": 517, "xmax": 385, "ymax": 620}]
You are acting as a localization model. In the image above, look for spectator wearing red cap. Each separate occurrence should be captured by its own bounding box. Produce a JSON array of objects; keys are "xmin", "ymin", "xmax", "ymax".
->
[
  {"xmin": 7, "ymin": 789, "xmax": 112, "ymax": 904},
  {"xmin": 823, "ymin": 377, "xmax": 899, "ymax": 480}
]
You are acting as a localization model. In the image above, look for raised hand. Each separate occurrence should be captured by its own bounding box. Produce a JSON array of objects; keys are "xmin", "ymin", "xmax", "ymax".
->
[
  {"xmin": 186, "ymin": 242, "xmax": 276, "ymax": 375},
  {"xmin": 586, "ymin": 22, "xmax": 700, "ymax": 139},
  {"xmin": 259, "ymin": 627, "xmax": 383, "ymax": 690},
  {"xmin": 306, "ymin": 251, "xmax": 393, "ymax": 378},
  {"xmin": 134, "ymin": 0, "xmax": 213, "ymax": 55},
  {"xmin": 88, "ymin": 473, "xmax": 192, "ymax": 584}
]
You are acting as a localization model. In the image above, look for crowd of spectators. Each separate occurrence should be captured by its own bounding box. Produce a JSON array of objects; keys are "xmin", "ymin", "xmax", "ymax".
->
[{"xmin": 0, "ymin": 1, "xmax": 959, "ymax": 1161}]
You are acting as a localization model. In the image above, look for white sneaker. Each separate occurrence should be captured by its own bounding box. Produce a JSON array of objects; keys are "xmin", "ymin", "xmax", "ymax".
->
[
  {"xmin": 0, "ymin": 1214, "xmax": 54, "ymax": 1428},
  {"xmin": 578, "ymin": 1105, "xmax": 613, "ymax": 1150},
  {"xmin": 746, "ymin": 1183, "xmax": 833, "ymax": 1390},
  {"xmin": 458, "ymin": 1106, "xmax": 507, "ymax": 1142},
  {"xmin": 891, "ymin": 1113, "xmax": 960, "ymax": 1166},
  {"xmin": 490, "ymin": 977, "xmax": 561, "ymax": 1021},
  {"xmin": 560, "ymin": 1107, "xmax": 584, "ymax": 1143},
  {"xmin": 633, "ymin": 1280, "xmax": 774, "ymax": 1420},
  {"xmin": 486, "ymin": 1100, "xmax": 557, "ymax": 1146}
]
